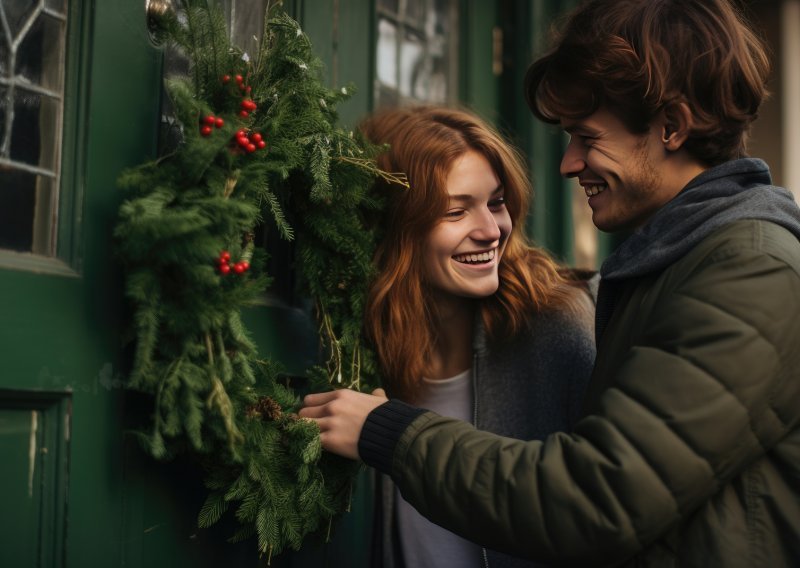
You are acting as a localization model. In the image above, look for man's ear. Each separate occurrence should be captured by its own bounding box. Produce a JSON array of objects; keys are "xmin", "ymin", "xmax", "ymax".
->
[{"xmin": 661, "ymin": 102, "xmax": 693, "ymax": 151}]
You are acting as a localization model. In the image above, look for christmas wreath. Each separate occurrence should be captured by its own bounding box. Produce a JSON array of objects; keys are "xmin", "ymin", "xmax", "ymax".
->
[{"xmin": 115, "ymin": 1, "xmax": 405, "ymax": 560}]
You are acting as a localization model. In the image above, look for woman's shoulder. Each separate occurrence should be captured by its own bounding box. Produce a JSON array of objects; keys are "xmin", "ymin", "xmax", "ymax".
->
[{"xmin": 536, "ymin": 268, "xmax": 598, "ymax": 336}]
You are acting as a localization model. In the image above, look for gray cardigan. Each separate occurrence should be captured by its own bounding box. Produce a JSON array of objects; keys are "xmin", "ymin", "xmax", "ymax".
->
[{"xmin": 373, "ymin": 283, "xmax": 597, "ymax": 568}]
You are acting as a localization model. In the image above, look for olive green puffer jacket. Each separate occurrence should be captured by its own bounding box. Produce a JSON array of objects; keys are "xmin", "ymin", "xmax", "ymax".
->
[{"xmin": 361, "ymin": 219, "xmax": 800, "ymax": 567}]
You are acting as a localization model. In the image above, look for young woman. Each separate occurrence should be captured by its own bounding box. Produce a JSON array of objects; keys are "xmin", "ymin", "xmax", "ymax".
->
[{"xmin": 361, "ymin": 106, "xmax": 597, "ymax": 568}]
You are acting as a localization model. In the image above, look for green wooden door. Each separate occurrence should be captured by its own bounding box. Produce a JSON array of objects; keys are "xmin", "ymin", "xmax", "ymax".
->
[
  {"xmin": 0, "ymin": 1, "xmax": 258, "ymax": 566},
  {"xmin": 0, "ymin": 0, "xmax": 151, "ymax": 565}
]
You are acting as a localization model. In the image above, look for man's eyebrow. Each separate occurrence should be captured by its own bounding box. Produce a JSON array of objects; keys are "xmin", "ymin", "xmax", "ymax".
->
[{"xmin": 564, "ymin": 123, "xmax": 601, "ymax": 136}]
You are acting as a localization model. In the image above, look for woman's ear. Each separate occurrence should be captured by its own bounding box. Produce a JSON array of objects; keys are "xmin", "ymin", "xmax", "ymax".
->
[{"xmin": 661, "ymin": 102, "xmax": 693, "ymax": 151}]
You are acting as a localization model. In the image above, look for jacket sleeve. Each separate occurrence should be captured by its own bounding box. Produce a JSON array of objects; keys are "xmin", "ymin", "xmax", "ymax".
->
[{"xmin": 359, "ymin": 241, "xmax": 800, "ymax": 565}]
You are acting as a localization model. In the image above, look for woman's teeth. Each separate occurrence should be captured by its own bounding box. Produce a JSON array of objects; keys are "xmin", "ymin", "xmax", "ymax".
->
[
  {"xmin": 453, "ymin": 249, "xmax": 495, "ymax": 264},
  {"xmin": 584, "ymin": 184, "xmax": 607, "ymax": 197}
]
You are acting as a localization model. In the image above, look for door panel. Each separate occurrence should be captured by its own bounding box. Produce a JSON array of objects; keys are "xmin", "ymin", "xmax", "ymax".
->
[
  {"xmin": 0, "ymin": 391, "xmax": 70, "ymax": 567},
  {"xmin": 0, "ymin": 0, "xmax": 165, "ymax": 566}
]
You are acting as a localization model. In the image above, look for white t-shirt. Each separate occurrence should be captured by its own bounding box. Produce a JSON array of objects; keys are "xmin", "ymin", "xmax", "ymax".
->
[{"xmin": 395, "ymin": 368, "xmax": 483, "ymax": 568}]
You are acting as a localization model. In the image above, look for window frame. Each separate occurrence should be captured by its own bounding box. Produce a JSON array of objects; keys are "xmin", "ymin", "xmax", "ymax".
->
[{"xmin": 0, "ymin": 0, "xmax": 90, "ymax": 276}]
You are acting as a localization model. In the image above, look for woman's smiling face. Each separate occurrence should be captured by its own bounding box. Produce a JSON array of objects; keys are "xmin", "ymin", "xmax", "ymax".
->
[{"xmin": 423, "ymin": 150, "xmax": 512, "ymax": 303}]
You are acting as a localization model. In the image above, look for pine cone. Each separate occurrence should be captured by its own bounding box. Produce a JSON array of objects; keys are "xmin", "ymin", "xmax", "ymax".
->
[{"xmin": 246, "ymin": 396, "xmax": 283, "ymax": 421}]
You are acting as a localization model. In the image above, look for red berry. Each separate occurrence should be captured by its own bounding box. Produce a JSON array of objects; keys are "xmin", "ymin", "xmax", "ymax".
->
[
  {"xmin": 239, "ymin": 110, "xmax": 249, "ymax": 118},
  {"xmin": 257, "ymin": 140, "xmax": 266, "ymax": 149},
  {"xmin": 215, "ymin": 117, "xmax": 224, "ymax": 128},
  {"xmin": 241, "ymin": 261, "xmax": 250, "ymax": 271},
  {"xmin": 241, "ymin": 100, "xmax": 257, "ymax": 111},
  {"xmin": 219, "ymin": 263, "xmax": 231, "ymax": 275},
  {"xmin": 235, "ymin": 74, "xmax": 244, "ymax": 84},
  {"xmin": 235, "ymin": 129, "xmax": 246, "ymax": 138},
  {"xmin": 219, "ymin": 251, "xmax": 231, "ymax": 262},
  {"xmin": 203, "ymin": 115, "xmax": 216, "ymax": 126},
  {"xmin": 200, "ymin": 125, "xmax": 213, "ymax": 136},
  {"xmin": 246, "ymin": 143, "xmax": 257, "ymax": 153},
  {"xmin": 222, "ymin": 75, "xmax": 231, "ymax": 83},
  {"xmin": 233, "ymin": 262, "xmax": 246, "ymax": 274},
  {"xmin": 250, "ymin": 132, "xmax": 262, "ymax": 143},
  {"xmin": 246, "ymin": 86, "xmax": 252, "ymax": 93},
  {"xmin": 237, "ymin": 136, "xmax": 250, "ymax": 147}
]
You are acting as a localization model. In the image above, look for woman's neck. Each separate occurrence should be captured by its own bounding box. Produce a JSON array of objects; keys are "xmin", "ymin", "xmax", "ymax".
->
[{"xmin": 427, "ymin": 294, "xmax": 476, "ymax": 380}]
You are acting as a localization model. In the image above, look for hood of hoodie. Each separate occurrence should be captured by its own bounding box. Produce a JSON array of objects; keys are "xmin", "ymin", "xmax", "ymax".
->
[{"xmin": 600, "ymin": 158, "xmax": 800, "ymax": 281}]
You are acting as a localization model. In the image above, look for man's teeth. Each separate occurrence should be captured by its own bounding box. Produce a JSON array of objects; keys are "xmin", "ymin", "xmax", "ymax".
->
[
  {"xmin": 584, "ymin": 184, "xmax": 607, "ymax": 197},
  {"xmin": 453, "ymin": 249, "xmax": 495, "ymax": 264}
]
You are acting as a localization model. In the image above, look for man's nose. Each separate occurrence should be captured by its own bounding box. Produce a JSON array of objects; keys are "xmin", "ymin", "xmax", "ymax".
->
[{"xmin": 560, "ymin": 138, "xmax": 585, "ymax": 178}]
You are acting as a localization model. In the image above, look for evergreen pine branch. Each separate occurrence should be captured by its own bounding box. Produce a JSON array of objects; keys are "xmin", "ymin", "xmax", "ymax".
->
[
  {"xmin": 198, "ymin": 490, "xmax": 230, "ymax": 528},
  {"xmin": 227, "ymin": 523, "xmax": 256, "ymax": 544},
  {"xmin": 261, "ymin": 190, "xmax": 293, "ymax": 240}
]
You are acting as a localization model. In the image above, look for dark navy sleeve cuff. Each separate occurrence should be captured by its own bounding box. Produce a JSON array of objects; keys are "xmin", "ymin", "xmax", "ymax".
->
[{"xmin": 358, "ymin": 399, "xmax": 427, "ymax": 475}]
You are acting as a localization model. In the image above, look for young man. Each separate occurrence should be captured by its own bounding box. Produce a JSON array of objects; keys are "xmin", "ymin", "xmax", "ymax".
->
[{"xmin": 299, "ymin": 0, "xmax": 800, "ymax": 565}]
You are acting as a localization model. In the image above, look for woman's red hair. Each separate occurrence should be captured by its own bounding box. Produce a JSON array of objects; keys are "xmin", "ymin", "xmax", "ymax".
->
[{"xmin": 360, "ymin": 106, "xmax": 577, "ymax": 402}]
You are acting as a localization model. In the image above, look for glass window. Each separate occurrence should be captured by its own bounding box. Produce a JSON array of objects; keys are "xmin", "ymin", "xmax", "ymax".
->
[
  {"xmin": 222, "ymin": 0, "xmax": 269, "ymax": 56},
  {"xmin": 159, "ymin": 0, "xmax": 270, "ymax": 151},
  {"xmin": 0, "ymin": 0, "xmax": 68, "ymax": 255},
  {"xmin": 375, "ymin": 0, "xmax": 457, "ymax": 108}
]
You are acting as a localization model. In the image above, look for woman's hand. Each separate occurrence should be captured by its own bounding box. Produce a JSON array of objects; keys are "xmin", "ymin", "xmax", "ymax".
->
[{"xmin": 299, "ymin": 388, "xmax": 388, "ymax": 460}]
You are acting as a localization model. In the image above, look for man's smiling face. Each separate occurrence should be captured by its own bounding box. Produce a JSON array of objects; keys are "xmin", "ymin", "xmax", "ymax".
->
[{"xmin": 560, "ymin": 106, "xmax": 674, "ymax": 232}]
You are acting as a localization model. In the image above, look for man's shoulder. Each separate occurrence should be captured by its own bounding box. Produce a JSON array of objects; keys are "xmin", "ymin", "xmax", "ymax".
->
[{"xmin": 683, "ymin": 219, "xmax": 800, "ymax": 270}]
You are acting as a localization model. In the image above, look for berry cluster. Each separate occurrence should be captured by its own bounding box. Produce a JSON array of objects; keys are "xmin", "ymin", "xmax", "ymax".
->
[
  {"xmin": 234, "ymin": 129, "xmax": 267, "ymax": 154},
  {"xmin": 200, "ymin": 114, "xmax": 225, "ymax": 137},
  {"xmin": 217, "ymin": 250, "xmax": 250, "ymax": 275},
  {"xmin": 222, "ymin": 73, "xmax": 252, "ymax": 93},
  {"xmin": 239, "ymin": 98, "xmax": 258, "ymax": 118},
  {"xmin": 221, "ymin": 74, "xmax": 258, "ymax": 118}
]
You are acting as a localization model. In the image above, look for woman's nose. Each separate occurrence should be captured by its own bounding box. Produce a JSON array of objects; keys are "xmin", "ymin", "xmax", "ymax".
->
[{"xmin": 471, "ymin": 208, "xmax": 501, "ymax": 242}]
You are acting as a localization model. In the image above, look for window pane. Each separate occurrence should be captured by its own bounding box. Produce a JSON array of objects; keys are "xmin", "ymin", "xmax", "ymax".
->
[
  {"xmin": 0, "ymin": 1, "xmax": 66, "ymax": 257},
  {"xmin": 399, "ymin": 30, "xmax": 422, "ymax": 98},
  {"xmin": 0, "ymin": 86, "xmax": 7, "ymax": 151},
  {"xmin": 18, "ymin": 13, "xmax": 65, "ymax": 92},
  {"xmin": 378, "ymin": 0, "xmax": 399, "ymax": 14},
  {"xmin": 0, "ymin": 31, "xmax": 8, "ymax": 76},
  {"xmin": 374, "ymin": 0, "xmax": 457, "ymax": 108},
  {"xmin": 4, "ymin": 0, "xmax": 37, "ymax": 38},
  {"xmin": 227, "ymin": 0, "xmax": 268, "ymax": 55},
  {"xmin": 0, "ymin": 169, "xmax": 36, "ymax": 252},
  {"xmin": 405, "ymin": 0, "xmax": 426, "ymax": 25},
  {"xmin": 376, "ymin": 18, "xmax": 398, "ymax": 89},
  {"xmin": 45, "ymin": 0, "xmax": 67, "ymax": 13},
  {"xmin": 11, "ymin": 90, "xmax": 60, "ymax": 171}
]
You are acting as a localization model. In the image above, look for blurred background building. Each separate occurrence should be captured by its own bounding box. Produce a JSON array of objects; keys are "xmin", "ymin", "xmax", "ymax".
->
[{"xmin": 0, "ymin": 1, "xmax": 796, "ymax": 566}]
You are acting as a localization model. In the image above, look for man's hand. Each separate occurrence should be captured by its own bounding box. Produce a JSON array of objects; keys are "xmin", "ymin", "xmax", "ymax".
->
[{"xmin": 299, "ymin": 388, "xmax": 388, "ymax": 460}]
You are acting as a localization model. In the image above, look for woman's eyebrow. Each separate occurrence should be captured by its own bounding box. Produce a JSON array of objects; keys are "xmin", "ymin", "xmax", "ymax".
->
[{"xmin": 447, "ymin": 186, "xmax": 504, "ymax": 203}]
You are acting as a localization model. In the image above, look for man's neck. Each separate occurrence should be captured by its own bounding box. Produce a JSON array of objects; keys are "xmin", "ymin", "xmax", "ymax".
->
[{"xmin": 662, "ymin": 149, "xmax": 708, "ymax": 199}]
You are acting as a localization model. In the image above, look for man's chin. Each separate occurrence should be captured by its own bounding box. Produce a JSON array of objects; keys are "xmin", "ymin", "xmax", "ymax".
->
[
  {"xmin": 591, "ymin": 213, "xmax": 617, "ymax": 233},
  {"xmin": 592, "ymin": 212, "xmax": 636, "ymax": 234}
]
